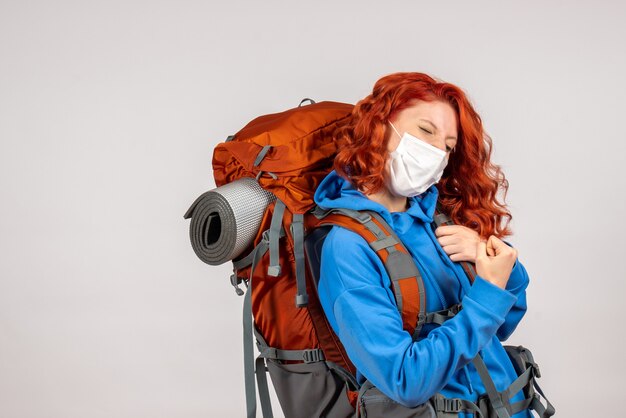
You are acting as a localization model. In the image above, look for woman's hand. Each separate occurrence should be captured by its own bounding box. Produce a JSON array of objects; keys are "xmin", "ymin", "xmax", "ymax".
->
[
  {"xmin": 475, "ymin": 236, "xmax": 518, "ymax": 289},
  {"xmin": 434, "ymin": 225, "xmax": 482, "ymax": 263}
]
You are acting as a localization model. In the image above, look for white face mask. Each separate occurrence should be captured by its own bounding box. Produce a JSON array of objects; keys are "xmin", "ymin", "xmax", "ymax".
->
[{"xmin": 386, "ymin": 121, "xmax": 449, "ymax": 197}]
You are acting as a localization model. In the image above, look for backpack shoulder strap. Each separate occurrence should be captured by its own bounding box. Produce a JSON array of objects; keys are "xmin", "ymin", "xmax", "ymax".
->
[
  {"xmin": 432, "ymin": 202, "xmax": 478, "ymax": 284},
  {"xmin": 314, "ymin": 208, "xmax": 426, "ymax": 340}
]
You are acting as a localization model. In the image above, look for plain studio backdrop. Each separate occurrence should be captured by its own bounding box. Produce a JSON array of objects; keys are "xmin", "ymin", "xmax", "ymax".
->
[{"xmin": 1, "ymin": 1, "xmax": 625, "ymax": 417}]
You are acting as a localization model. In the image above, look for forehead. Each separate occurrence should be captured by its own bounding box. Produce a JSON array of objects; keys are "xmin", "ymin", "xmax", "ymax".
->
[{"xmin": 396, "ymin": 100, "xmax": 458, "ymax": 133}]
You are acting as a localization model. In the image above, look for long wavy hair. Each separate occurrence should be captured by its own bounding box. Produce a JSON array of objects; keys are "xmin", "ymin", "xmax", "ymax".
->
[{"xmin": 334, "ymin": 72, "xmax": 513, "ymax": 239}]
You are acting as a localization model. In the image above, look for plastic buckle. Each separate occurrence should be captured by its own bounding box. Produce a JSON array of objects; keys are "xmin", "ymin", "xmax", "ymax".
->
[
  {"xmin": 267, "ymin": 265, "xmax": 281, "ymax": 277},
  {"xmin": 450, "ymin": 303, "xmax": 463, "ymax": 316},
  {"xmin": 529, "ymin": 360, "xmax": 541, "ymax": 378},
  {"xmin": 230, "ymin": 274, "xmax": 244, "ymax": 296},
  {"xmin": 295, "ymin": 294, "xmax": 309, "ymax": 308},
  {"xmin": 436, "ymin": 398, "xmax": 463, "ymax": 413},
  {"xmin": 445, "ymin": 398, "xmax": 463, "ymax": 413},
  {"xmin": 417, "ymin": 312, "xmax": 427, "ymax": 328},
  {"xmin": 302, "ymin": 349, "xmax": 324, "ymax": 363},
  {"xmin": 311, "ymin": 205, "xmax": 330, "ymax": 219}
]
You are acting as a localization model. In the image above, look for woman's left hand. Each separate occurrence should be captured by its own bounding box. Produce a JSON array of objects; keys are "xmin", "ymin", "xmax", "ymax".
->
[{"xmin": 434, "ymin": 225, "xmax": 482, "ymax": 263}]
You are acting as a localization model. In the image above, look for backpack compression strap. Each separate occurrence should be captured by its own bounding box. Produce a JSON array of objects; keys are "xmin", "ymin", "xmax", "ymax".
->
[
  {"xmin": 474, "ymin": 346, "xmax": 556, "ymax": 418},
  {"xmin": 314, "ymin": 208, "xmax": 426, "ymax": 339}
]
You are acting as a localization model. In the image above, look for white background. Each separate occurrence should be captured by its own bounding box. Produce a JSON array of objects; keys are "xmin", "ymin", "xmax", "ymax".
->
[{"xmin": 1, "ymin": 1, "xmax": 625, "ymax": 417}]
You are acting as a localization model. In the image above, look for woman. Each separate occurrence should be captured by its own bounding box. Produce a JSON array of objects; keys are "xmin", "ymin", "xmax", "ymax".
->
[{"xmin": 313, "ymin": 72, "xmax": 532, "ymax": 417}]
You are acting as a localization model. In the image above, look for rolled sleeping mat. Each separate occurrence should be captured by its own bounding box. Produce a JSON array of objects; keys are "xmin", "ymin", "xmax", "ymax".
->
[{"xmin": 184, "ymin": 177, "xmax": 276, "ymax": 265}]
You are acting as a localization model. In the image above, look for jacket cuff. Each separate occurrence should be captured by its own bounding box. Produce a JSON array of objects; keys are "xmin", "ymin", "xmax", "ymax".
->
[{"xmin": 466, "ymin": 276, "xmax": 517, "ymax": 319}]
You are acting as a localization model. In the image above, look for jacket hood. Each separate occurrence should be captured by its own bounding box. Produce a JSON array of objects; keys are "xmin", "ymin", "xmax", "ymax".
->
[{"xmin": 313, "ymin": 170, "xmax": 439, "ymax": 229}]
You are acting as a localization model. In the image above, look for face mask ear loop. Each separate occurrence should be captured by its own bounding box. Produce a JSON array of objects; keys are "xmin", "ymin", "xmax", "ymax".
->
[{"xmin": 389, "ymin": 121, "xmax": 402, "ymax": 140}]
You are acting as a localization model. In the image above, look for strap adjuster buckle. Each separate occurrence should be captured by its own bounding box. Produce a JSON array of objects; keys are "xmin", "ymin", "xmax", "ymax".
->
[
  {"xmin": 436, "ymin": 397, "xmax": 463, "ymax": 413},
  {"xmin": 230, "ymin": 274, "xmax": 245, "ymax": 296},
  {"xmin": 302, "ymin": 349, "xmax": 325, "ymax": 363}
]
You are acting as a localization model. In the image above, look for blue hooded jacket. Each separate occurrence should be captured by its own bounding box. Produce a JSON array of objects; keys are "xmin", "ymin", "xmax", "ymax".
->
[{"xmin": 313, "ymin": 170, "xmax": 532, "ymax": 417}]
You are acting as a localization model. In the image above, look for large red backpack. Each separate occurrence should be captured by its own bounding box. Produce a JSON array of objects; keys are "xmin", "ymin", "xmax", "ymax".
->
[{"xmin": 184, "ymin": 99, "xmax": 554, "ymax": 418}]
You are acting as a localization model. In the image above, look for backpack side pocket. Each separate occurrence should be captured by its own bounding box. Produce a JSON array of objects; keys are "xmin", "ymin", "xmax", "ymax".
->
[
  {"xmin": 358, "ymin": 384, "xmax": 437, "ymax": 418},
  {"xmin": 266, "ymin": 359, "xmax": 355, "ymax": 418}
]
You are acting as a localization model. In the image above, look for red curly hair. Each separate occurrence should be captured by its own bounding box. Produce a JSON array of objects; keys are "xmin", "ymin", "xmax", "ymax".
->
[{"xmin": 334, "ymin": 72, "xmax": 513, "ymax": 239}]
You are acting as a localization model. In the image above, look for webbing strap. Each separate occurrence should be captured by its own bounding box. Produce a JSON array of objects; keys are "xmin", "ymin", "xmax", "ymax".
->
[
  {"xmin": 508, "ymin": 397, "xmax": 533, "ymax": 415},
  {"xmin": 500, "ymin": 367, "xmax": 535, "ymax": 415},
  {"xmin": 368, "ymin": 211, "xmax": 426, "ymax": 339},
  {"xmin": 432, "ymin": 204, "xmax": 478, "ymax": 284},
  {"xmin": 329, "ymin": 210, "xmax": 407, "ymax": 317},
  {"xmin": 432, "ymin": 393, "xmax": 485, "ymax": 417},
  {"xmin": 479, "ymin": 394, "xmax": 539, "ymax": 418},
  {"xmin": 255, "ymin": 356, "xmax": 274, "ymax": 418},
  {"xmin": 253, "ymin": 145, "xmax": 273, "ymax": 167},
  {"xmin": 425, "ymin": 303, "xmax": 463, "ymax": 326},
  {"xmin": 461, "ymin": 261, "xmax": 477, "ymax": 282},
  {"xmin": 291, "ymin": 213, "xmax": 308, "ymax": 307},
  {"xmin": 432, "ymin": 202, "xmax": 452, "ymax": 228},
  {"xmin": 328, "ymin": 207, "xmax": 372, "ymax": 224},
  {"xmin": 369, "ymin": 235, "xmax": 398, "ymax": 252},
  {"xmin": 252, "ymin": 327, "xmax": 270, "ymax": 349},
  {"xmin": 254, "ymin": 324, "xmax": 326, "ymax": 363},
  {"xmin": 267, "ymin": 200, "xmax": 286, "ymax": 277},
  {"xmin": 504, "ymin": 347, "xmax": 555, "ymax": 417},
  {"xmin": 234, "ymin": 229, "xmax": 284, "ymax": 271},
  {"xmin": 242, "ymin": 237, "xmax": 270, "ymax": 418},
  {"xmin": 233, "ymin": 250, "xmax": 256, "ymax": 271},
  {"xmin": 530, "ymin": 396, "xmax": 553, "ymax": 418},
  {"xmin": 326, "ymin": 360, "xmax": 360, "ymax": 391},
  {"xmin": 259, "ymin": 346, "xmax": 326, "ymax": 363},
  {"xmin": 433, "ymin": 212, "xmax": 451, "ymax": 227},
  {"xmin": 317, "ymin": 207, "xmax": 426, "ymax": 339},
  {"xmin": 243, "ymin": 285, "xmax": 257, "ymax": 418},
  {"xmin": 505, "ymin": 366, "xmax": 533, "ymax": 400},
  {"xmin": 529, "ymin": 377, "xmax": 556, "ymax": 417},
  {"xmin": 472, "ymin": 354, "xmax": 512, "ymax": 418}
]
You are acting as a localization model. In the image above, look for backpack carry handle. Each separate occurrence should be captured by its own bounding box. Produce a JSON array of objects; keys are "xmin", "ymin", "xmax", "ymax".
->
[{"xmin": 298, "ymin": 98, "xmax": 316, "ymax": 107}]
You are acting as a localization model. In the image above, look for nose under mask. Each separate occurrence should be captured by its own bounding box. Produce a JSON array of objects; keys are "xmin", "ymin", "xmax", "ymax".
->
[{"xmin": 386, "ymin": 121, "xmax": 448, "ymax": 198}]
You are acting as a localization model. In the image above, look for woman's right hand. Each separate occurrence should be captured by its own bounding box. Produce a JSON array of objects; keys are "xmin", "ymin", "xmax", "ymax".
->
[{"xmin": 475, "ymin": 236, "xmax": 518, "ymax": 289}]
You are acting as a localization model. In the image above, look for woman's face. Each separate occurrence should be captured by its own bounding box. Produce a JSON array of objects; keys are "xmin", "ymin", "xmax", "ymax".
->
[{"xmin": 387, "ymin": 100, "xmax": 459, "ymax": 155}]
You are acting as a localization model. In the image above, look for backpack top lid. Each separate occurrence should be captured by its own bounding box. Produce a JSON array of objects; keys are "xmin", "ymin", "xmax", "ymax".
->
[{"xmin": 212, "ymin": 100, "xmax": 354, "ymax": 214}]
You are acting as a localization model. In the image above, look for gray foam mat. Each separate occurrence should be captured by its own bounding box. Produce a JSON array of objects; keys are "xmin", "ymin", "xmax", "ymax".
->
[{"xmin": 184, "ymin": 177, "xmax": 276, "ymax": 265}]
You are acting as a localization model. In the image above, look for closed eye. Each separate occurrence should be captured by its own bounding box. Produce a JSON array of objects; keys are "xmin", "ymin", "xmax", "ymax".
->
[{"xmin": 420, "ymin": 127, "xmax": 432, "ymax": 135}]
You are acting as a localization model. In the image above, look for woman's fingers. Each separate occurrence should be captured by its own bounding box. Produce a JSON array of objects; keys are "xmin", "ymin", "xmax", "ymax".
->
[
  {"xmin": 436, "ymin": 225, "xmax": 482, "ymax": 262},
  {"xmin": 477, "ymin": 240, "xmax": 487, "ymax": 258},
  {"xmin": 475, "ymin": 236, "xmax": 517, "ymax": 289},
  {"xmin": 486, "ymin": 236, "xmax": 497, "ymax": 256}
]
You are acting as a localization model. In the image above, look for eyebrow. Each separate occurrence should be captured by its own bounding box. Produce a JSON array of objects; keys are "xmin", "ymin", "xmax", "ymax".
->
[{"xmin": 420, "ymin": 119, "xmax": 458, "ymax": 141}]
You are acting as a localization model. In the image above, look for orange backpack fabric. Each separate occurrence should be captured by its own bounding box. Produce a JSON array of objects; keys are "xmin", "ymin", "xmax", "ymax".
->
[
  {"xmin": 211, "ymin": 100, "xmax": 432, "ymax": 417},
  {"xmin": 212, "ymin": 100, "xmax": 354, "ymax": 214}
]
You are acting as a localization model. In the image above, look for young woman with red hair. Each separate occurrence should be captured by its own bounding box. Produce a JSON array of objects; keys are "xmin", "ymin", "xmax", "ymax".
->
[{"xmin": 313, "ymin": 72, "xmax": 533, "ymax": 417}]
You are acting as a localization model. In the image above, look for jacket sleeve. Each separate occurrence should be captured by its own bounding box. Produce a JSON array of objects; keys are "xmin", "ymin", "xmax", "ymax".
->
[
  {"xmin": 318, "ymin": 227, "xmax": 518, "ymax": 408},
  {"xmin": 496, "ymin": 241, "xmax": 530, "ymax": 341}
]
